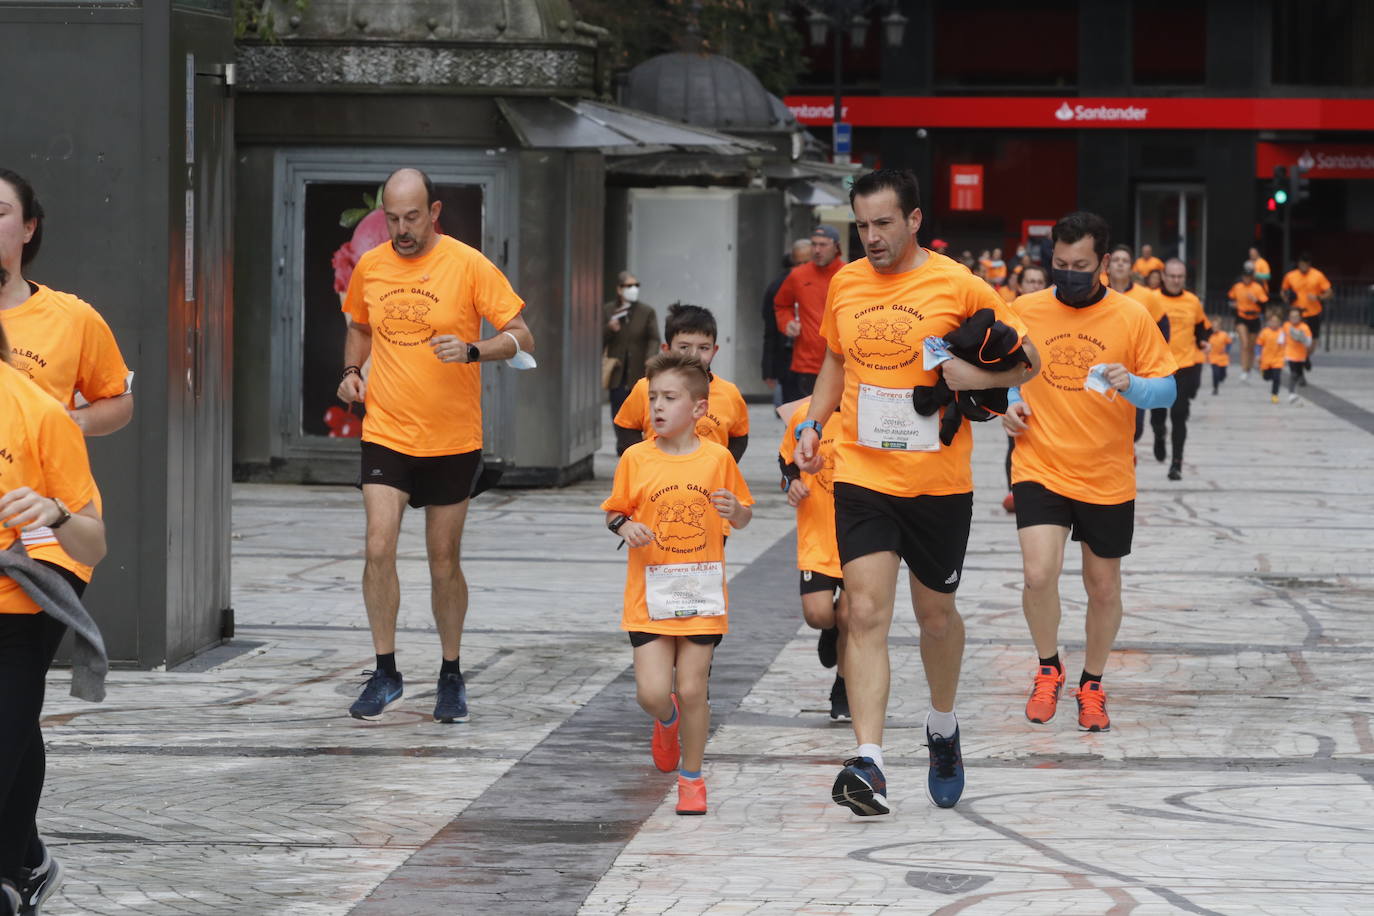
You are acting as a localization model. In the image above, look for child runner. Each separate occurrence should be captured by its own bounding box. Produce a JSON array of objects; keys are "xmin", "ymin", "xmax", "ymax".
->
[
  {"xmin": 1256, "ymin": 310, "xmax": 1285, "ymax": 404},
  {"xmin": 613, "ymin": 304, "xmax": 749, "ymax": 461},
  {"xmin": 1207, "ymin": 322, "xmax": 1233, "ymax": 395},
  {"xmin": 602, "ymin": 352, "xmax": 753, "ymax": 815},
  {"xmin": 778, "ymin": 397, "xmax": 849, "ymax": 720},
  {"xmin": 1281, "ymin": 307, "xmax": 1313, "ymax": 403},
  {"xmin": 1228, "ymin": 263, "xmax": 1268, "ymax": 380}
]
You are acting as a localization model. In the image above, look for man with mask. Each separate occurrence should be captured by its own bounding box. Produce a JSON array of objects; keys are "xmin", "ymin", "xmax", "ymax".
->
[
  {"xmin": 1152, "ymin": 259, "xmax": 1210, "ymax": 480},
  {"xmin": 1002, "ymin": 211, "xmax": 1177, "ymax": 733},
  {"xmin": 604, "ymin": 270, "xmax": 661, "ymax": 420},
  {"xmin": 775, "ymin": 225, "xmax": 845, "ymax": 401}
]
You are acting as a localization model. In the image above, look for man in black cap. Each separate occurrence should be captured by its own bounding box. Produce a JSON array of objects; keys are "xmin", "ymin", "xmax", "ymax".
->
[{"xmin": 774, "ymin": 225, "xmax": 845, "ymax": 401}]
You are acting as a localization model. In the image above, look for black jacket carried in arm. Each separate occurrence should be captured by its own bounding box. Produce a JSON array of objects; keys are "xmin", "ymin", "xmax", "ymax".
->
[{"xmin": 912, "ymin": 308, "xmax": 1032, "ymax": 446}]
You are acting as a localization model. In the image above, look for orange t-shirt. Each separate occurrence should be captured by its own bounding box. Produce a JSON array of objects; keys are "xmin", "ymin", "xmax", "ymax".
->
[
  {"xmin": 3, "ymin": 283, "xmax": 131, "ymax": 409},
  {"xmin": 0, "ymin": 365, "xmax": 100, "ymax": 614},
  {"xmin": 614, "ymin": 372, "xmax": 749, "ymax": 449},
  {"xmin": 997, "ymin": 284, "xmax": 1017, "ymax": 303},
  {"xmin": 1158, "ymin": 289, "xmax": 1209, "ymax": 369},
  {"xmin": 819, "ymin": 251, "xmax": 1029, "ymax": 499},
  {"xmin": 601, "ymin": 439, "xmax": 753, "ymax": 636},
  {"xmin": 1228, "ymin": 280, "xmax": 1268, "ymax": 320},
  {"xmin": 1207, "ymin": 330, "xmax": 1233, "ymax": 366},
  {"xmin": 774, "ymin": 259, "xmax": 844, "ymax": 375},
  {"xmin": 342, "ymin": 235, "xmax": 525, "ymax": 457},
  {"xmin": 3, "ymin": 283, "xmax": 126, "ymax": 582},
  {"xmin": 1253, "ymin": 257, "xmax": 1272, "ymax": 291},
  {"xmin": 1281, "ymin": 268, "xmax": 1331, "ymax": 317},
  {"xmin": 1133, "ymin": 256, "xmax": 1164, "ymax": 278},
  {"xmin": 1281, "ymin": 321, "xmax": 1312, "ymax": 363},
  {"xmin": 1011, "ymin": 288, "xmax": 1178, "ymax": 505},
  {"xmin": 1256, "ymin": 326, "xmax": 1285, "ymax": 370},
  {"xmin": 1117, "ymin": 283, "xmax": 1168, "ymax": 330},
  {"xmin": 779, "ymin": 401, "xmax": 842, "ymax": 578}
]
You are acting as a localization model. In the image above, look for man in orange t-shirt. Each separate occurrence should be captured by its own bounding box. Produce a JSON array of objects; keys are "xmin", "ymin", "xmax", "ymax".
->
[
  {"xmin": 1151, "ymin": 259, "xmax": 1210, "ymax": 481},
  {"xmin": 795, "ymin": 169, "xmax": 1040, "ymax": 816},
  {"xmin": 336, "ymin": 168, "xmax": 534, "ymax": 724},
  {"xmin": 1132, "ymin": 244, "xmax": 1164, "ymax": 282},
  {"xmin": 1248, "ymin": 247, "xmax": 1272, "ymax": 293},
  {"xmin": 1005, "ymin": 211, "xmax": 1177, "ymax": 734},
  {"xmin": 1105, "ymin": 244, "xmax": 1169, "ymax": 445},
  {"xmin": 1228, "ymin": 262, "xmax": 1268, "ymax": 377},
  {"xmin": 775, "ymin": 225, "xmax": 844, "ymax": 401},
  {"xmin": 1281, "ymin": 253, "xmax": 1332, "ymax": 368}
]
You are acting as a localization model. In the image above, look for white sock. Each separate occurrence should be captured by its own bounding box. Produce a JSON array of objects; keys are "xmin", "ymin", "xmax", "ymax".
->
[
  {"xmin": 857, "ymin": 743, "xmax": 884, "ymax": 768},
  {"xmin": 926, "ymin": 708, "xmax": 958, "ymax": 737}
]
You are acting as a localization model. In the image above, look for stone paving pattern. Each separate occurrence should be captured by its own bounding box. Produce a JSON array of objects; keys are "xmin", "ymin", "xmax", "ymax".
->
[{"xmin": 34, "ymin": 360, "xmax": 1374, "ymax": 914}]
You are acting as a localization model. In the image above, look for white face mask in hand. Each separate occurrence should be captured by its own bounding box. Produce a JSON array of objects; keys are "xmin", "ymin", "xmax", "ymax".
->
[
  {"xmin": 503, "ymin": 331, "xmax": 537, "ymax": 370},
  {"xmin": 621, "ymin": 284, "xmax": 640, "ymax": 304}
]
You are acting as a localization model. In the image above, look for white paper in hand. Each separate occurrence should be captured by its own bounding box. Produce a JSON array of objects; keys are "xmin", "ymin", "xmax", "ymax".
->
[
  {"xmin": 1084, "ymin": 363, "xmax": 1118, "ymax": 400},
  {"xmin": 923, "ymin": 337, "xmax": 954, "ymax": 370}
]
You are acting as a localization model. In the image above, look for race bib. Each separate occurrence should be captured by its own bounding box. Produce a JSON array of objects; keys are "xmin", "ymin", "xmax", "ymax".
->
[
  {"xmin": 20, "ymin": 526, "xmax": 58, "ymax": 548},
  {"xmin": 857, "ymin": 384, "xmax": 939, "ymax": 452},
  {"xmin": 645, "ymin": 562, "xmax": 726, "ymax": 621}
]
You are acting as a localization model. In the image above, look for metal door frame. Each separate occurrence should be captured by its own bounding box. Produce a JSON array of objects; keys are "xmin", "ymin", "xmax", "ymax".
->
[
  {"xmin": 1134, "ymin": 182, "xmax": 1208, "ymax": 292},
  {"xmin": 270, "ymin": 147, "xmax": 518, "ymax": 462}
]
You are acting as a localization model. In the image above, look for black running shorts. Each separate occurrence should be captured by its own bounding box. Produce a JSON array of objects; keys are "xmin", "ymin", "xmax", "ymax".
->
[
  {"xmin": 1012, "ymin": 480, "xmax": 1134, "ymax": 559},
  {"xmin": 799, "ymin": 570, "xmax": 844, "ymax": 596},
  {"xmin": 1238, "ymin": 316, "xmax": 1261, "ymax": 334},
  {"xmin": 833, "ymin": 482, "xmax": 972, "ymax": 593},
  {"xmin": 627, "ymin": 631, "xmax": 723, "ymax": 648},
  {"xmin": 358, "ymin": 442, "xmax": 481, "ymax": 508}
]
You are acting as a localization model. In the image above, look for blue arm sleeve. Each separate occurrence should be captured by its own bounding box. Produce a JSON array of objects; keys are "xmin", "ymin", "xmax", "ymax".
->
[
  {"xmin": 1007, "ymin": 386, "xmax": 1022, "ymax": 405},
  {"xmin": 1121, "ymin": 373, "xmax": 1176, "ymax": 409}
]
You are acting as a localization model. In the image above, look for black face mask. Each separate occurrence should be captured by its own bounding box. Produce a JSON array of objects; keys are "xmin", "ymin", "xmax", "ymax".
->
[{"xmin": 1052, "ymin": 268, "xmax": 1099, "ymax": 307}]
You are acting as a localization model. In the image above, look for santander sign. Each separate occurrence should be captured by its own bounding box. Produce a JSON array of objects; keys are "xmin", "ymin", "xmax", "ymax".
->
[{"xmin": 1055, "ymin": 101, "xmax": 1149, "ymax": 122}]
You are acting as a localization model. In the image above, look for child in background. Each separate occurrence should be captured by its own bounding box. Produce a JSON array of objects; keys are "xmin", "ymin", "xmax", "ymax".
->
[
  {"xmin": 1281, "ymin": 306, "xmax": 1313, "ymax": 403},
  {"xmin": 778, "ymin": 398, "xmax": 849, "ymax": 721},
  {"xmin": 1207, "ymin": 322, "xmax": 1233, "ymax": 395},
  {"xmin": 1255, "ymin": 310, "xmax": 1285, "ymax": 404},
  {"xmin": 614, "ymin": 304, "xmax": 749, "ymax": 462},
  {"xmin": 602, "ymin": 352, "xmax": 754, "ymax": 815}
]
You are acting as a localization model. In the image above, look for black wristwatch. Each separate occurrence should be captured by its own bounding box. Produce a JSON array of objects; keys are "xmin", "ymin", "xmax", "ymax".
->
[
  {"xmin": 49, "ymin": 498, "xmax": 73, "ymax": 530},
  {"xmin": 467, "ymin": 343, "xmax": 481, "ymax": 364},
  {"xmin": 608, "ymin": 514, "xmax": 630, "ymax": 535}
]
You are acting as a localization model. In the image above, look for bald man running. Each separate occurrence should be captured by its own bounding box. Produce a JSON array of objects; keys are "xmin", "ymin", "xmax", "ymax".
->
[{"xmin": 336, "ymin": 168, "xmax": 534, "ymax": 722}]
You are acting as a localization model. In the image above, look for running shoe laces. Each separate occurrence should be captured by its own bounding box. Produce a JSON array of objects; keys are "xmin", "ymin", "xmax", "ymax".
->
[
  {"xmin": 1078, "ymin": 682, "xmax": 1108, "ymax": 725},
  {"xmin": 926, "ymin": 733, "xmax": 960, "ymax": 779}
]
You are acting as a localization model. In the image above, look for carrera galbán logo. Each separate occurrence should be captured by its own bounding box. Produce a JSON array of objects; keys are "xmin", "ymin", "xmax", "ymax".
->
[{"xmin": 845, "ymin": 305, "xmax": 921, "ymax": 370}]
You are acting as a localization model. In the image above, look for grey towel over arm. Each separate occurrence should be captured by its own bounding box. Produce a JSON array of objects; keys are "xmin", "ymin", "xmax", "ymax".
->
[{"xmin": 0, "ymin": 539, "xmax": 108, "ymax": 702}]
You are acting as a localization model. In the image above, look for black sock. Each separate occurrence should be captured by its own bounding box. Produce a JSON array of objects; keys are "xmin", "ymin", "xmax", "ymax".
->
[
  {"xmin": 1080, "ymin": 670, "xmax": 1102, "ymax": 687},
  {"xmin": 375, "ymin": 652, "xmax": 398, "ymax": 676},
  {"xmin": 440, "ymin": 657, "xmax": 462, "ymax": 677},
  {"xmin": 1039, "ymin": 653, "xmax": 1062, "ymax": 673}
]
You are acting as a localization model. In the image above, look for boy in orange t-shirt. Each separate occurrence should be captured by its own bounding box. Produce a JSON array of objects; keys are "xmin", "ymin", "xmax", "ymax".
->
[
  {"xmin": 1207, "ymin": 324, "xmax": 1232, "ymax": 395},
  {"xmin": 615, "ymin": 304, "xmax": 750, "ymax": 461},
  {"xmin": 779, "ymin": 397, "xmax": 849, "ymax": 721},
  {"xmin": 1280, "ymin": 306, "xmax": 1313, "ymax": 401},
  {"xmin": 603, "ymin": 352, "xmax": 753, "ymax": 816},
  {"xmin": 1255, "ymin": 310, "xmax": 1285, "ymax": 402}
]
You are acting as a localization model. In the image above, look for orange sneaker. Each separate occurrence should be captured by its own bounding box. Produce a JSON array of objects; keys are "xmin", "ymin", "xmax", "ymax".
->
[
  {"xmin": 1025, "ymin": 665, "xmax": 1065, "ymax": 724},
  {"xmin": 651, "ymin": 694, "xmax": 680, "ymax": 772},
  {"xmin": 676, "ymin": 775, "xmax": 707, "ymax": 815},
  {"xmin": 1076, "ymin": 680, "xmax": 1111, "ymax": 731}
]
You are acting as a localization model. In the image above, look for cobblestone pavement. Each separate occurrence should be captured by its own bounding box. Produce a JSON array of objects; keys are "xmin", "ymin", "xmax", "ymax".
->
[{"xmin": 35, "ymin": 361, "xmax": 1374, "ymax": 915}]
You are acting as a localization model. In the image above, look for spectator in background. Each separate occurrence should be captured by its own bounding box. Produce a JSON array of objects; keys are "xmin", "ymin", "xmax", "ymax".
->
[
  {"xmin": 604, "ymin": 270, "xmax": 661, "ymax": 420},
  {"xmin": 762, "ymin": 239, "xmax": 811, "ymax": 408},
  {"xmin": 774, "ymin": 225, "xmax": 844, "ymax": 401}
]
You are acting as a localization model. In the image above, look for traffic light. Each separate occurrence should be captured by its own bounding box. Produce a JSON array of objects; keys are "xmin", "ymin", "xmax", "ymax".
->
[
  {"xmin": 1271, "ymin": 166, "xmax": 1289, "ymax": 207},
  {"xmin": 1290, "ymin": 164, "xmax": 1311, "ymax": 204}
]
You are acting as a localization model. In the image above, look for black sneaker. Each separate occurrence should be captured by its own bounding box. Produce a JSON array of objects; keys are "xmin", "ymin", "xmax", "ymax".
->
[
  {"xmin": 926, "ymin": 726, "xmax": 965, "ymax": 809},
  {"xmin": 349, "ymin": 669, "xmax": 403, "ymax": 720},
  {"xmin": 828, "ymin": 675, "xmax": 850, "ymax": 720},
  {"xmin": 1152, "ymin": 436, "xmax": 1166, "ymax": 462},
  {"xmin": 434, "ymin": 671, "xmax": 469, "ymax": 723},
  {"xmin": 817, "ymin": 626, "xmax": 839, "ymax": 669},
  {"xmin": 17, "ymin": 840, "xmax": 62, "ymax": 914},
  {"xmin": 832, "ymin": 756, "xmax": 889, "ymax": 816},
  {"xmin": 1167, "ymin": 463, "xmax": 1182, "ymax": 481}
]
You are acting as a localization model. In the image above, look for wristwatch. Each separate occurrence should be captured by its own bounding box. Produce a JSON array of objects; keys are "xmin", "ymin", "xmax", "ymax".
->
[
  {"xmin": 466, "ymin": 343, "xmax": 481, "ymax": 364},
  {"xmin": 49, "ymin": 497, "xmax": 73, "ymax": 530},
  {"xmin": 607, "ymin": 514, "xmax": 630, "ymax": 535},
  {"xmin": 794, "ymin": 419, "xmax": 823, "ymax": 441}
]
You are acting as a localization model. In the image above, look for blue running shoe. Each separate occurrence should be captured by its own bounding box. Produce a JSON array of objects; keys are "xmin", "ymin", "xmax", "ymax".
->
[
  {"xmin": 925, "ymin": 725, "xmax": 965, "ymax": 808},
  {"xmin": 832, "ymin": 756, "xmax": 890, "ymax": 816},
  {"xmin": 433, "ymin": 671, "xmax": 469, "ymax": 724},
  {"xmin": 349, "ymin": 669, "xmax": 403, "ymax": 720}
]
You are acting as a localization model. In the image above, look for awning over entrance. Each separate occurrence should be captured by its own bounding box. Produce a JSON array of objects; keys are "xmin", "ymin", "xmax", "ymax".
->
[{"xmin": 497, "ymin": 97, "xmax": 769, "ymax": 156}]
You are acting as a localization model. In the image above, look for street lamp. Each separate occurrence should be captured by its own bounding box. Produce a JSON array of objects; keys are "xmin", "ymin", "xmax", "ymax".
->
[{"xmin": 804, "ymin": 1, "xmax": 908, "ymax": 164}]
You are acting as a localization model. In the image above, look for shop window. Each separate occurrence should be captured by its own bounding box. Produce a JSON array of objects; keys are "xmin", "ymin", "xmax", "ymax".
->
[
  {"xmin": 1272, "ymin": 0, "xmax": 1374, "ymax": 87},
  {"xmin": 1132, "ymin": 1, "xmax": 1205, "ymax": 86},
  {"xmin": 933, "ymin": 1, "xmax": 1078, "ymax": 90}
]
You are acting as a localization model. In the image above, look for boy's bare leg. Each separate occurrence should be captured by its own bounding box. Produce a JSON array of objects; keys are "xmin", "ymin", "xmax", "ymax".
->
[
  {"xmin": 674, "ymin": 639, "xmax": 717, "ymax": 773},
  {"xmin": 632, "ymin": 638, "xmax": 677, "ymax": 723}
]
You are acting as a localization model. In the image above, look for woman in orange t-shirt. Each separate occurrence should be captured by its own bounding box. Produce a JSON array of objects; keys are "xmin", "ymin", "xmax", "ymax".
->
[{"xmin": 0, "ymin": 312, "xmax": 107, "ymax": 900}]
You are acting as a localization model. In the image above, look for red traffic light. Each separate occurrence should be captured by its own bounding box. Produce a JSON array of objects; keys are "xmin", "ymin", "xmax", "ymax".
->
[{"xmin": 1266, "ymin": 197, "xmax": 1278, "ymax": 211}]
